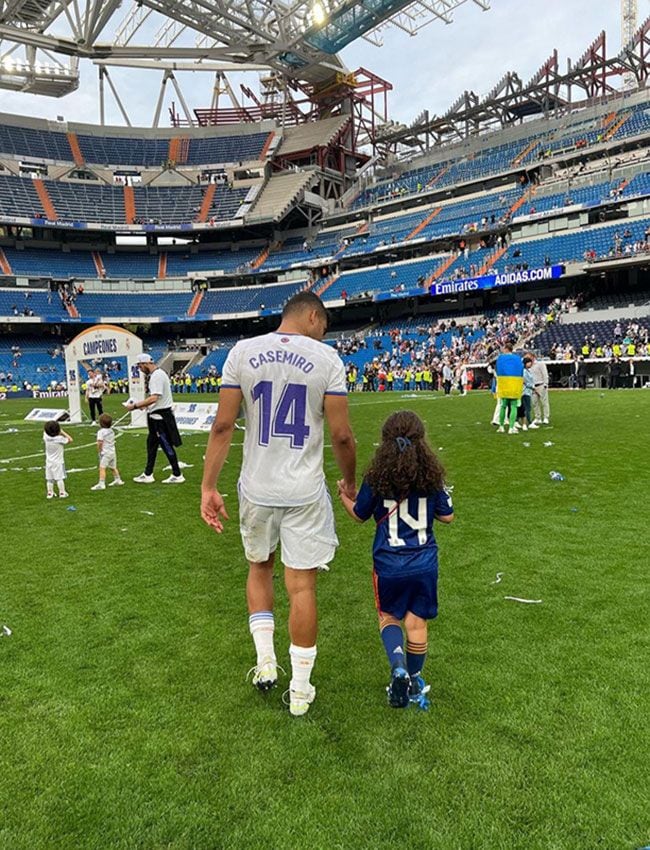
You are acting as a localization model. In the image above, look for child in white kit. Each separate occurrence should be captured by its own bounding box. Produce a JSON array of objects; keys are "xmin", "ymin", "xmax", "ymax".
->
[
  {"xmin": 43, "ymin": 420, "xmax": 73, "ymax": 499},
  {"xmin": 91, "ymin": 412, "xmax": 123, "ymax": 490}
]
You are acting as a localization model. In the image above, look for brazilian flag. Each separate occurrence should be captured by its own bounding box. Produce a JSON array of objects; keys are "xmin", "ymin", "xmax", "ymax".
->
[{"xmin": 496, "ymin": 352, "xmax": 524, "ymax": 399}]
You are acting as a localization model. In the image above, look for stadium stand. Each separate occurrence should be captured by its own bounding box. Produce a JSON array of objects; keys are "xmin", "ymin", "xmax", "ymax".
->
[
  {"xmin": 0, "ymin": 114, "xmax": 270, "ymax": 167},
  {"xmin": 3, "ymin": 247, "xmax": 96, "ymax": 277},
  {"xmin": 75, "ymin": 291, "xmax": 193, "ymax": 318},
  {"xmin": 0, "ymin": 175, "xmax": 248, "ymax": 225},
  {"xmin": 532, "ymin": 317, "xmax": 650, "ymax": 354},
  {"xmin": 197, "ymin": 280, "xmax": 305, "ymax": 315}
]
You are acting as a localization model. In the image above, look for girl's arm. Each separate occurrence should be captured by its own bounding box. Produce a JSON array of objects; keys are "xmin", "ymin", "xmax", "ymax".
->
[{"xmin": 337, "ymin": 480, "xmax": 364, "ymax": 523}]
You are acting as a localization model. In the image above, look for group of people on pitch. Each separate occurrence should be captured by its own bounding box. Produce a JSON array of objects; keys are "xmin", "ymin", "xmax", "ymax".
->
[
  {"xmin": 200, "ymin": 291, "xmax": 455, "ymax": 717},
  {"xmin": 43, "ymin": 351, "xmax": 187, "ymax": 498},
  {"xmin": 490, "ymin": 344, "xmax": 551, "ymax": 434}
]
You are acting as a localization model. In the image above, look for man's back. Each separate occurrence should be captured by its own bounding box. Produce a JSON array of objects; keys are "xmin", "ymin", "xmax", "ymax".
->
[{"xmin": 222, "ymin": 331, "xmax": 346, "ymax": 507}]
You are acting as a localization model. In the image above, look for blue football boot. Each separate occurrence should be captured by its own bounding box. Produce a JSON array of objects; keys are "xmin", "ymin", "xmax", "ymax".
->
[
  {"xmin": 408, "ymin": 675, "xmax": 431, "ymax": 711},
  {"xmin": 386, "ymin": 665, "xmax": 411, "ymax": 708}
]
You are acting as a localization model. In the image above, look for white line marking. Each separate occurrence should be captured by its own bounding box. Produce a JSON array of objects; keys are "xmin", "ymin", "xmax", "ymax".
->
[{"xmin": 504, "ymin": 596, "xmax": 542, "ymax": 604}]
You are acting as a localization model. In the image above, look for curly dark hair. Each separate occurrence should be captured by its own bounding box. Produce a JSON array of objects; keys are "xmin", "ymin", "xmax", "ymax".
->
[{"xmin": 364, "ymin": 410, "xmax": 446, "ymax": 500}]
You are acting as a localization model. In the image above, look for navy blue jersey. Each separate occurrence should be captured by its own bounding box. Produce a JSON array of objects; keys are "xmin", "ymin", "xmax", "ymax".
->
[{"xmin": 353, "ymin": 480, "xmax": 453, "ymax": 577}]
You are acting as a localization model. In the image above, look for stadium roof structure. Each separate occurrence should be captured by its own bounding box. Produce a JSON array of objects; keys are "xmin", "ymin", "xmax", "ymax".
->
[
  {"xmin": 374, "ymin": 21, "xmax": 650, "ymax": 153},
  {"xmin": 0, "ymin": 0, "xmax": 489, "ymax": 99}
]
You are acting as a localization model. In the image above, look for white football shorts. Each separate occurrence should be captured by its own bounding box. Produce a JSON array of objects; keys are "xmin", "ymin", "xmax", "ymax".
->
[
  {"xmin": 238, "ymin": 488, "xmax": 338, "ymax": 570},
  {"xmin": 45, "ymin": 462, "xmax": 66, "ymax": 481},
  {"xmin": 99, "ymin": 452, "xmax": 117, "ymax": 469}
]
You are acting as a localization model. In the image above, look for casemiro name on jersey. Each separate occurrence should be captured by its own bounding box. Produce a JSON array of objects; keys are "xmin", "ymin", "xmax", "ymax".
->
[{"xmin": 248, "ymin": 349, "xmax": 315, "ymax": 373}]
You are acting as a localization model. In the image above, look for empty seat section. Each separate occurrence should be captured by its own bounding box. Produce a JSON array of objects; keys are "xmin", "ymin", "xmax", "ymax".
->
[
  {"xmin": 77, "ymin": 292, "xmax": 192, "ymax": 317},
  {"xmin": 102, "ymin": 254, "xmax": 159, "ymax": 278},
  {"xmin": 3, "ymin": 247, "xmax": 96, "ymax": 277},
  {"xmin": 187, "ymin": 133, "xmax": 269, "ymax": 165},
  {"xmin": 0, "ymin": 124, "xmax": 72, "ymax": 161},
  {"xmin": 0, "ymin": 175, "xmax": 47, "ymax": 219}
]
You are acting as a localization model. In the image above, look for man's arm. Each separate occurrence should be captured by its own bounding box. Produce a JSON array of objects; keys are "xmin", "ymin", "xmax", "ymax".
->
[
  {"xmin": 200, "ymin": 387, "xmax": 243, "ymax": 533},
  {"xmin": 126, "ymin": 394, "xmax": 160, "ymax": 411},
  {"xmin": 324, "ymin": 394, "xmax": 356, "ymax": 499}
]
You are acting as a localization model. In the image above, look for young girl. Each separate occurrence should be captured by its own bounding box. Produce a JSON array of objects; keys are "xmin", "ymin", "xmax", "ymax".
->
[
  {"xmin": 338, "ymin": 410, "xmax": 454, "ymax": 710},
  {"xmin": 43, "ymin": 420, "xmax": 73, "ymax": 499}
]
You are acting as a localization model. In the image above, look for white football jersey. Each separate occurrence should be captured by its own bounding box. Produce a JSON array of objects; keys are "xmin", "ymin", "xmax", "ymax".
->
[
  {"xmin": 97, "ymin": 427, "xmax": 116, "ymax": 453},
  {"xmin": 43, "ymin": 433, "xmax": 67, "ymax": 464},
  {"xmin": 221, "ymin": 331, "xmax": 346, "ymax": 506}
]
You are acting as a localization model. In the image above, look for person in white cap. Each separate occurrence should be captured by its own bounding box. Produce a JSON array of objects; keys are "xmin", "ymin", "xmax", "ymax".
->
[{"xmin": 126, "ymin": 353, "xmax": 185, "ymax": 484}]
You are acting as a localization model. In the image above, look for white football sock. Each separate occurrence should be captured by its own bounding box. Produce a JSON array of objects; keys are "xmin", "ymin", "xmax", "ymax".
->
[
  {"xmin": 290, "ymin": 643, "xmax": 317, "ymax": 691},
  {"xmin": 249, "ymin": 611, "xmax": 276, "ymax": 665}
]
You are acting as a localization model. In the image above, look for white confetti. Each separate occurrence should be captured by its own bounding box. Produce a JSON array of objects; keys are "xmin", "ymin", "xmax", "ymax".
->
[
  {"xmin": 163, "ymin": 461, "xmax": 193, "ymax": 470},
  {"xmin": 140, "ymin": 510, "xmax": 155, "ymax": 516},
  {"xmin": 543, "ymin": 441, "xmax": 554, "ymax": 447},
  {"xmin": 522, "ymin": 441, "xmax": 531, "ymax": 447},
  {"xmin": 491, "ymin": 572, "xmax": 504, "ymax": 585},
  {"xmin": 1, "ymin": 624, "xmax": 12, "ymax": 637}
]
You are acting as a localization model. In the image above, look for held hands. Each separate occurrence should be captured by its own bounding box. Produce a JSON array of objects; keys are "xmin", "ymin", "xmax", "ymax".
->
[
  {"xmin": 201, "ymin": 489, "xmax": 230, "ymax": 534},
  {"xmin": 337, "ymin": 479, "xmax": 356, "ymax": 502}
]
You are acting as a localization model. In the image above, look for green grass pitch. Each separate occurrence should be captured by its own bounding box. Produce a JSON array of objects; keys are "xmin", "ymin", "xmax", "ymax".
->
[{"xmin": 0, "ymin": 390, "xmax": 649, "ymax": 850}]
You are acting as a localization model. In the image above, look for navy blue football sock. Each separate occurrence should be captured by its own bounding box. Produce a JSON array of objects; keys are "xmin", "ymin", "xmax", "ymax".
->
[
  {"xmin": 406, "ymin": 641, "xmax": 428, "ymax": 677},
  {"xmin": 380, "ymin": 623, "xmax": 406, "ymax": 670}
]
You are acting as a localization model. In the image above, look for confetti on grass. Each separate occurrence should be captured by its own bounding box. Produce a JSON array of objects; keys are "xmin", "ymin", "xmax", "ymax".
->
[{"xmin": 504, "ymin": 596, "xmax": 542, "ymax": 604}]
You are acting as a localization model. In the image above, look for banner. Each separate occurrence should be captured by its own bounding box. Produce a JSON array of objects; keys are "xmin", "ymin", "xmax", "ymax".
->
[
  {"xmin": 24, "ymin": 408, "xmax": 69, "ymax": 422},
  {"xmin": 430, "ymin": 264, "xmax": 564, "ymax": 297},
  {"xmin": 172, "ymin": 401, "xmax": 218, "ymax": 431}
]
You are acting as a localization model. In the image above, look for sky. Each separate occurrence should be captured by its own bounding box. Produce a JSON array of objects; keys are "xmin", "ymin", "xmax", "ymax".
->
[{"xmin": 0, "ymin": 0, "xmax": 625, "ymax": 128}]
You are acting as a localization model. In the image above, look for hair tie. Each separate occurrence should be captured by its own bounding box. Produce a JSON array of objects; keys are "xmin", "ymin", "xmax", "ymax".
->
[{"xmin": 396, "ymin": 436, "xmax": 412, "ymax": 452}]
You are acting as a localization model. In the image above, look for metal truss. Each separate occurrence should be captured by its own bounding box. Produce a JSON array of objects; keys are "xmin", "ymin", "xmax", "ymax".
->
[
  {"xmin": 374, "ymin": 22, "xmax": 650, "ymax": 153},
  {"xmin": 0, "ymin": 0, "xmax": 488, "ymax": 98}
]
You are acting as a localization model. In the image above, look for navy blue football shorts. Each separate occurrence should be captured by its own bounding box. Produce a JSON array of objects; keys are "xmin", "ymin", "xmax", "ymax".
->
[{"xmin": 372, "ymin": 568, "xmax": 438, "ymax": 620}]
